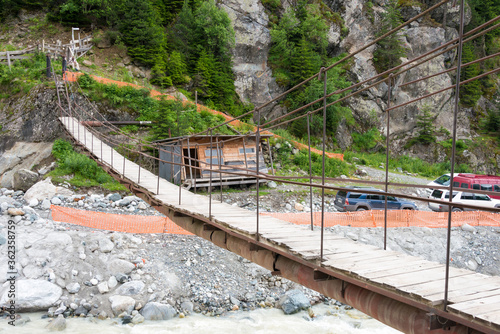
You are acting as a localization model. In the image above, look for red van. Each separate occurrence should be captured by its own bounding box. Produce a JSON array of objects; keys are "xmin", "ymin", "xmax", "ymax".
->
[{"xmin": 450, "ymin": 174, "xmax": 500, "ymax": 199}]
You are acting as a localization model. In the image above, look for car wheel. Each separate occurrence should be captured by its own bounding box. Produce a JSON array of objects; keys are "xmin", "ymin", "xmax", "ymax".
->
[
  {"xmin": 356, "ymin": 207, "xmax": 367, "ymax": 211},
  {"xmin": 452, "ymin": 208, "xmax": 462, "ymax": 212}
]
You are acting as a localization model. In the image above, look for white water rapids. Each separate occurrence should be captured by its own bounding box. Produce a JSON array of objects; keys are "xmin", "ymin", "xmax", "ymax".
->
[{"xmin": 1, "ymin": 304, "xmax": 402, "ymax": 334}]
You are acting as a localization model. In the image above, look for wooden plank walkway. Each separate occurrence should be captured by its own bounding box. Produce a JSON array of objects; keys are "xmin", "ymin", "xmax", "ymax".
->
[{"xmin": 61, "ymin": 117, "xmax": 500, "ymax": 332}]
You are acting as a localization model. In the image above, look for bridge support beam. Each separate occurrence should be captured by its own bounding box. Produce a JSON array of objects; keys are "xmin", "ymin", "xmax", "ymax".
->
[{"xmin": 166, "ymin": 209, "xmax": 482, "ymax": 334}]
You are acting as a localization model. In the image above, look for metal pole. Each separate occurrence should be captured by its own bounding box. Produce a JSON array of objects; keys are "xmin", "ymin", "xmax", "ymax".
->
[
  {"xmin": 110, "ymin": 141, "xmax": 113, "ymax": 168},
  {"xmin": 445, "ymin": 0, "xmax": 465, "ymax": 309},
  {"xmin": 320, "ymin": 68, "xmax": 327, "ymax": 261},
  {"xmin": 187, "ymin": 138, "xmax": 194, "ymax": 190},
  {"xmin": 267, "ymin": 138, "xmax": 275, "ymax": 176},
  {"xmin": 256, "ymin": 110, "xmax": 261, "ymax": 241},
  {"xmin": 217, "ymin": 137, "xmax": 223, "ymax": 202},
  {"xmin": 138, "ymin": 151, "xmax": 141, "ymax": 184},
  {"xmin": 242, "ymin": 138, "xmax": 249, "ymax": 171},
  {"xmin": 123, "ymin": 145, "xmax": 126, "ymax": 177},
  {"xmin": 157, "ymin": 148, "xmax": 160, "ymax": 195},
  {"xmin": 46, "ymin": 53, "xmax": 51, "ymax": 78},
  {"xmin": 209, "ymin": 129, "xmax": 213, "ymax": 220},
  {"xmin": 194, "ymin": 144, "xmax": 198, "ymax": 194},
  {"xmin": 179, "ymin": 140, "xmax": 183, "ymax": 205},
  {"xmin": 384, "ymin": 74, "xmax": 393, "ymax": 250},
  {"xmin": 307, "ymin": 113, "xmax": 314, "ymax": 231}
]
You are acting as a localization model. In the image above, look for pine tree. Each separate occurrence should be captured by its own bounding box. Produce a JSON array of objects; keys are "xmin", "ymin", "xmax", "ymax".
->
[
  {"xmin": 460, "ymin": 43, "xmax": 482, "ymax": 107},
  {"xmin": 373, "ymin": 0, "xmax": 407, "ymax": 73},
  {"xmin": 415, "ymin": 105, "xmax": 436, "ymax": 144}
]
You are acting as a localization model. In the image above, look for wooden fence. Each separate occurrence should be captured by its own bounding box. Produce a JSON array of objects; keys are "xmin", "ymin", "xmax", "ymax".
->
[{"xmin": 0, "ymin": 35, "xmax": 93, "ymax": 68}]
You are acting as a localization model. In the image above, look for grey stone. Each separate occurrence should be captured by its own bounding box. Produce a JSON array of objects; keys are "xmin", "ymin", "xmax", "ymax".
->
[
  {"xmin": 461, "ymin": 223, "xmax": 476, "ymax": 233},
  {"xmin": 99, "ymin": 237, "xmax": 114, "ymax": 253},
  {"xmin": 66, "ymin": 282, "xmax": 81, "ymax": 294},
  {"xmin": 0, "ymin": 234, "xmax": 5, "ymax": 246},
  {"xmin": 82, "ymin": 60, "xmax": 93, "ymax": 67},
  {"xmin": 51, "ymin": 197, "xmax": 62, "ymax": 205},
  {"xmin": 109, "ymin": 295, "xmax": 136, "ymax": 316},
  {"xmin": 131, "ymin": 313, "xmax": 145, "ymax": 324},
  {"xmin": 106, "ymin": 193, "xmax": 122, "ymax": 202},
  {"xmin": 12, "ymin": 169, "xmax": 39, "ymax": 192},
  {"xmin": 28, "ymin": 198, "xmax": 39, "ymax": 207},
  {"xmin": 115, "ymin": 273, "xmax": 129, "ymax": 284},
  {"xmin": 140, "ymin": 302, "xmax": 176, "ymax": 320},
  {"xmin": 41, "ymin": 199, "xmax": 51, "ymax": 210},
  {"xmin": 115, "ymin": 281, "xmax": 145, "ymax": 296},
  {"xmin": 108, "ymin": 276, "xmax": 118, "ymax": 289},
  {"xmin": 97, "ymin": 282, "xmax": 109, "ymax": 294},
  {"xmin": 180, "ymin": 301, "xmax": 194, "ymax": 313},
  {"xmin": 118, "ymin": 198, "xmax": 131, "ymax": 207},
  {"xmin": 0, "ymin": 279, "xmax": 62, "ymax": 312},
  {"xmin": 278, "ymin": 289, "xmax": 310, "ymax": 315},
  {"xmin": 108, "ymin": 259, "xmax": 135, "ymax": 275},
  {"xmin": 46, "ymin": 314, "xmax": 66, "ymax": 331},
  {"xmin": 74, "ymin": 305, "xmax": 88, "ymax": 316},
  {"xmin": 23, "ymin": 178, "xmax": 73, "ymax": 203},
  {"xmin": 267, "ymin": 181, "xmax": 277, "ymax": 189}
]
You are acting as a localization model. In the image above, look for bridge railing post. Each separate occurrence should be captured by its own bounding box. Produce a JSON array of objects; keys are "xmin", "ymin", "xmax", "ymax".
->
[
  {"xmin": 178, "ymin": 140, "xmax": 183, "ymax": 205},
  {"xmin": 256, "ymin": 109, "xmax": 261, "ymax": 241},
  {"xmin": 444, "ymin": 0, "xmax": 466, "ymax": 309},
  {"xmin": 384, "ymin": 74, "xmax": 394, "ymax": 251},
  {"xmin": 320, "ymin": 67, "xmax": 327, "ymax": 262},
  {"xmin": 307, "ymin": 112, "xmax": 314, "ymax": 231},
  {"xmin": 209, "ymin": 129, "xmax": 213, "ymax": 220}
]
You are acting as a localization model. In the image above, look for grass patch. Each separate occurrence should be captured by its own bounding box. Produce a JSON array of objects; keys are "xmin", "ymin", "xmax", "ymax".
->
[{"xmin": 48, "ymin": 139, "xmax": 127, "ymax": 192}]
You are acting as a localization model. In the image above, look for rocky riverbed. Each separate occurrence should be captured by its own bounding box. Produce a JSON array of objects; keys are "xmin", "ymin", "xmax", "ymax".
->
[{"xmin": 0, "ymin": 178, "xmax": 499, "ymax": 331}]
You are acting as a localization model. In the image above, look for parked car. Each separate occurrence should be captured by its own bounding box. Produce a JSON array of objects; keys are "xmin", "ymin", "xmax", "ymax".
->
[
  {"xmin": 428, "ymin": 189, "xmax": 500, "ymax": 212},
  {"xmin": 425, "ymin": 173, "xmax": 500, "ymax": 199},
  {"xmin": 334, "ymin": 186, "xmax": 417, "ymax": 212}
]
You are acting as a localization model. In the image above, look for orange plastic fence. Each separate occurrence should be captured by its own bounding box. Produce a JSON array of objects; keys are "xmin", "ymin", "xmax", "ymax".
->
[
  {"xmin": 51, "ymin": 205, "xmax": 193, "ymax": 235},
  {"xmin": 51, "ymin": 204, "xmax": 499, "ymax": 235},
  {"xmin": 63, "ymin": 72, "xmax": 344, "ymax": 161},
  {"xmin": 263, "ymin": 210, "xmax": 500, "ymax": 228}
]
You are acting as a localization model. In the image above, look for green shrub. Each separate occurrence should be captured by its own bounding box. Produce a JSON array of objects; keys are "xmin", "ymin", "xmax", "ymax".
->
[{"xmin": 52, "ymin": 139, "xmax": 73, "ymax": 160}]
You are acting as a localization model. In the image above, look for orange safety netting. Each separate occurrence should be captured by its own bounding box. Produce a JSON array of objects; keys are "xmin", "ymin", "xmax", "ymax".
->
[
  {"xmin": 51, "ymin": 204, "xmax": 500, "ymax": 236},
  {"xmin": 262, "ymin": 210, "xmax": 500, "ymax": 228},
  {"xmin": 51, "ymin": 205, "xmax": 193, "ymax": 235},
  {"xmin": 63, "ymin": 72, "xmax": 344, "ymax": 161}
]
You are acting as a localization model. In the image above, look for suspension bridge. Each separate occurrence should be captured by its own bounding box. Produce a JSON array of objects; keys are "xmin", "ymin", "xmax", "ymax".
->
[{"xmin": 46, "ymin": 1, "xmax": 500, "ymax": 333}]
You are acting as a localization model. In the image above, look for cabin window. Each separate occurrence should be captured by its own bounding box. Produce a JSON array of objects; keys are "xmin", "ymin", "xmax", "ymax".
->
[
  {"xmin": 239, "ymin": 148, "xmax": 255, "ymax": 154},
  {"xmin": 472, "ymin": 184, "xmax": 480, "ymax": 190},
  {"xmin": 453, "ymin": 181, "xmax": 459, "ymax": 187},
  {"xmin": 225, "ymin": 161, "xmax": 244, "ymax": 166},
  {"xmin": 205, "ymin": 149, "xmax": 222, "ymax": 157},
  {"xmin": 495, "ymin": 185, "xmax": 500, "ymax": 192},
  {"xmin": 460, "ymin": 183, "xmax": 469, "ymax": 188},
  {"xmin": 205, "ymin": 158, "xmax": 223, "ymax": 164}
]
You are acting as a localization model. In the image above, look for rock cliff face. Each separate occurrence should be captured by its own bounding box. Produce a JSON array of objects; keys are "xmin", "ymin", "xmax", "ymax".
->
[
  {"xmin": 223, "ymin": 0, "xmax": 499, "ymax": 172},
  {"xmin": 221, "ymin": 0, "xmax": 285, "ymax": 119}
]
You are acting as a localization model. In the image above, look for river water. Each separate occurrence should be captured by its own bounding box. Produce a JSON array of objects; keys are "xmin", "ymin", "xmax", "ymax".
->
[{"xmin": 1, "ymin": 305, "xmax": 401, "ymax": 334}]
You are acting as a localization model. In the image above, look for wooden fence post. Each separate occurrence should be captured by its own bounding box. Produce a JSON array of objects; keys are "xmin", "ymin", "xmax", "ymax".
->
[{"xmin": 6, "ymin": 51, "xmax": 11, "ymax": 69}]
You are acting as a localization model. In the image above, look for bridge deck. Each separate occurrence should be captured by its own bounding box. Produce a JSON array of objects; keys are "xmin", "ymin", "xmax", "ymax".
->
[{"xmin": 61, "ymin": 117, "xmax": 500, "ymax": 332}]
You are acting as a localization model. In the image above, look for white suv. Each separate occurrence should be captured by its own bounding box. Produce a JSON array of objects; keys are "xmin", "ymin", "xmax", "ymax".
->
[{"xmin": 428, "ymin": 189, "xmax": 500, "ymax": 212}]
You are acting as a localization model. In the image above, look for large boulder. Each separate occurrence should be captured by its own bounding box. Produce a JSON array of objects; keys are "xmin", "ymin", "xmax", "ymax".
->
[
  {"xmin": 0, "ymin": 279, "xmax": 62, "ymax": 312},
  {"xmin": 23, "ymin": 178, "xmax": 73, "ymax": 203},
  {"xmin": 115, "ymin": 281, "xmax": 145, "ymax": 296},
  {"xmin": 277, "ymin": 289, "xmax": 311, "ymax": 315},
  {"xmin": 108, "ymin": 295, "xmax": 136, "ymax": 316},
  {"xmin": 140, "ymin": 302, "xmax": 176, "ymax": 321},
  {"xmin": 107, "ymin": 259, "xmax": 136, "ymax": 275},
  {"xmin": 12, "ymin": 169, "xmax": 39, "ymax": 192},
  {"xmin": 0, "ymin": 142, "xmax": 53, "ymax": 189}
]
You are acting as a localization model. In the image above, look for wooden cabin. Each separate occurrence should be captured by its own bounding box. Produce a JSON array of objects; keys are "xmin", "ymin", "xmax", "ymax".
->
[{"xmin": 157, "ymin": 135, "xmax": 272, "ymax": 189}]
